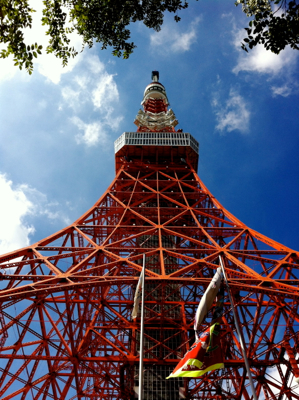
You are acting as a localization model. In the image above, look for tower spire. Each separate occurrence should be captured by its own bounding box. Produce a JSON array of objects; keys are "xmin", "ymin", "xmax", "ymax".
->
[
  {"xmin": 134, "ymin": 71, "xmax": 178, "ymax": 132},
  {"xmin": 115, "ymin": 72, "xmax": 199, "ymax": 172},
  {"xmin": 151, "ymin": 70, "xmax": 159, "ymax": 82}
]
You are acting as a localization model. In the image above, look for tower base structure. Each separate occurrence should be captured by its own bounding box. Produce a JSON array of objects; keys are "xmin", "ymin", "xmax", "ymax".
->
[{"xmin": 0, "ymin": 74, "xmax": 299, "ymax": 400}]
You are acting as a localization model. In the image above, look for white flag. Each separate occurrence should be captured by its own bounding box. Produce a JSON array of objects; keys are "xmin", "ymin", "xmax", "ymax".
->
[
  {"xmin": 132, "ymin": 266, "xmax": 145, "ymax": 319},
  {"xmin": 194, "ymin": 267, "xmax": 222, "ymax": 338}
]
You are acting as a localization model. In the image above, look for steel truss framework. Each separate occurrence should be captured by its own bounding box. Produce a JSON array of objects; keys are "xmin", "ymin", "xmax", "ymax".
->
[
  {"xmin": 1, "ymin": 72, "xmax": 299, "ymax": 399},
  {"xmin": 0, "ymin": 160, "xmax": 299, "ymax": 399}
]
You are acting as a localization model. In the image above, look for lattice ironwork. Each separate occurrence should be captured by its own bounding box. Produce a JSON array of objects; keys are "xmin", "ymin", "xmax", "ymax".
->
[{"xmin": 0, "ymin": 74, "xmax": 299, "ymax": 400}]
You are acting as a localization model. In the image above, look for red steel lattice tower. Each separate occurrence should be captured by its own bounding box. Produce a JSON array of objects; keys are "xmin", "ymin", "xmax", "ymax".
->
[{"xmin": 0, "ymin": 72, "xmax": 299, "ymax": 400}]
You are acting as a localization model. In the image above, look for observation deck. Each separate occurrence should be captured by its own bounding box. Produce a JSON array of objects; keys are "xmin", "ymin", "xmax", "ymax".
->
[
  {"xmin": 114, "ymin": 131, "xmax": 199, "ymax": 173},
  {"xmin": 114, "ymin": 71, "xmax": 199, "ymax": 173}
]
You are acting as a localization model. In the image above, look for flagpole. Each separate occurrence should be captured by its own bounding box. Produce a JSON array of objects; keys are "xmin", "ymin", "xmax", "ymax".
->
[
  {"xmin": 138, "ymin": 254, "xmax": 146, "ymax": 400},
  {"xmin": 219, "ymin": 256, "xmax": 258, "ymax": 400}
]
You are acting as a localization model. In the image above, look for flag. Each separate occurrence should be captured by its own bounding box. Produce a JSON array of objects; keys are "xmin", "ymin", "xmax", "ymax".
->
[
  {"xmin": 167, "ymin": 268, "xmax": 224, "ymax": 379},
  {"xmin": 211, "ymin": 286, "xmax": 224, "ymax": 322},
  {"xmin": 194, "ymin": 267, "xmax": 222, "ymax": 339},
  {"xmin": 166, "ymin": 322, "xmax": 224, "ymax": 378},
  {"xmin": 132, "ymin": 266, "xmax": 145, "ymax": 320}
]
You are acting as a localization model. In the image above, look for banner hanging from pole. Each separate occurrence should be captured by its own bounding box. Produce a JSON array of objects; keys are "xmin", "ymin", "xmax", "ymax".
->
[
  {"xmin": 194, "ymin": 267, "xmax": 222, "ymax": 340},
  {"xmin": 132, "ymin": 263, "xmax": 145, "ymax": 320},
  {"xmin": 167, "ymin": 322, "xmax": 224, "ymax": 378},
  {"xmin": 167, "ymin": 266, "xmax": 224, "ymax": 379},
  {"xmin": 219, "ymin": 255, "xmax": 258, "ymax": 400}
]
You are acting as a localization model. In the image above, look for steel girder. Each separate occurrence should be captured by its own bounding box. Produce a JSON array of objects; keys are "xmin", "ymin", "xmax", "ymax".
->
[{"xmin": 0, "ymin": 162, "xmax": 299, "ymax": 399}]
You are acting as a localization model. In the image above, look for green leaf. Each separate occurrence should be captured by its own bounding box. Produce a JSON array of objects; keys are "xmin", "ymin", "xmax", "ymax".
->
[{"xmin": 1, "ymin": 0, "xmax": 299, "ymax": 74}]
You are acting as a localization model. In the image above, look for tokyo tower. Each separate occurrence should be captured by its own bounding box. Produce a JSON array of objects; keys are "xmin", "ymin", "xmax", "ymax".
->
[{"xmin": 0, "ymin": 71, "xmax": 299, "ymax": 400}]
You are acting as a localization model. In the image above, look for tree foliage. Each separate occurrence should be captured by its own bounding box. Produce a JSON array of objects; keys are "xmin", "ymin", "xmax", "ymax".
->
[
  {"xmin": 0, "ymin": 0, "xmax": 188, "ymax": 73},
  {"xmin": 0, "ymin": 0, "xmax": 43, "ymax": 73},
  {"xmin": 0, "ymin": 0, "xmax": 299, "ymax": 74},
  {"xmin": 236, "ymin": 0, "xmax": 299, "ymax": 53}
]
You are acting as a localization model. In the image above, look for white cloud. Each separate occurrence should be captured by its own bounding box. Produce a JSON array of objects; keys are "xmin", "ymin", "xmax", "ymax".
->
[
  {"xmin": 0, "ymin": 174, "xmax": 71, "ymax": 254},
  {"xmin": 21, "ymin": 186, "xmax": 71, "ymax": 226},
  {"xmin": 213, "ymin": 89, "xmax": 250, "ymax": 134},
  {"xmin": 36, "ymin": 52, "xmax": 83, "ymax": 85},
  {"xmin": 92, "ymin": 73, "xmax": 119, "ymax": 109},
  {"xmin": 233, "ymin": 28, "xmax": 297, "ymax": 75},
  {"xmin": 72, "ymin": 117, "xmax": 108, "ymax": 147},
  {"xmin": 150, "ymin": 17, "xmax": 201, "ymax": 53},
  {"xmin": 231, "ymin": 26, "xmax": 298, "ymax": 97},
  {"xmin": 86, "ymin": 56, "xmax": 105, "ymax": 74},
  {"xmin": 0, "ymin": 174, "xmax": 34, "ymax": 254},
  {"xmin": 61, "ymin": 86, "xmax": 81, "ymax": 110},
  {"xmin": 271, "ymin": 84, "xmax": 293, "ymax": 97},
  {"xmin": 0, "ymin": 59, "xmax": 24, "ymax": 83},
  {"xmin": 61, "ymin": 57, "xmax": 119, "ymax": 112},
  {"xmin": 62, "ymin": 55, "xmax": 123, "ymax": 146}
]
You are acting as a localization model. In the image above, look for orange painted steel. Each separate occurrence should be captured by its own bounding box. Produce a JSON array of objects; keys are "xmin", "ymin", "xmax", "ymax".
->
[{"xmin": 0, "ymin": 77, "xmax": 299, "ymax": 399}]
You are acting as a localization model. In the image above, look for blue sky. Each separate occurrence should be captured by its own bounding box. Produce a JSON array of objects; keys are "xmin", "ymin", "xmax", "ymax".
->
[{"xmin": 0, "ymin": 0, "xmax": 298, "ymax": 257}]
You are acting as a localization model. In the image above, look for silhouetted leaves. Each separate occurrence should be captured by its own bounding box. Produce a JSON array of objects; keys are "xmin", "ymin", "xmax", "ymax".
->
[
  {"xmin": 0, "ymin": 0, "xmax": 189, "ymax": 73},
  {"xmin": 236, "ymin": 0, "xmax": 299, "ymax": 53},
  {"xmin": 1, "ymin": 0, "xmax": 298, "ymax": 74}
]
